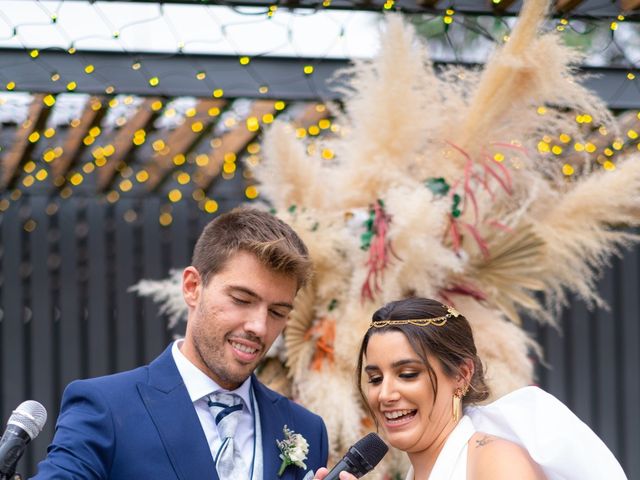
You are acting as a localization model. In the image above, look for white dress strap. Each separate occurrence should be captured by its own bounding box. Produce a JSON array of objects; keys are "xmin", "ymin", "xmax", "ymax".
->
[{"xmin": 404, "ymin": 416, "xmax": 475, "ymax": 480}]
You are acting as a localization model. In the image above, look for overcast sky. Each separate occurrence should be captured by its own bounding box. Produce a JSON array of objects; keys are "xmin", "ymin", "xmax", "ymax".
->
[{"xmin": 0, "ymin": 1, "xmax": 382, "ymax": 58}]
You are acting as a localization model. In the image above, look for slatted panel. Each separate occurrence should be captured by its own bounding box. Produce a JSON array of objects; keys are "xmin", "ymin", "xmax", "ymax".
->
[
  {"xmin": 528, "ymin": 242, "xmax": 640, "ymax": 478},
  {"xmin": 0, "ymin": 195, "xmax": 638, "ymax": 479},
  {"xmin": 619, "ymin": 243, "xmax": 640, "ymax": 476}
]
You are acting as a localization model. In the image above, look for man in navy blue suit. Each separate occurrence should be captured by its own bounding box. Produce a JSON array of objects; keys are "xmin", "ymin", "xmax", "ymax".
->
[{"xmin": 33, "ymin": 207, "xmax": 329, "ymax": 479}]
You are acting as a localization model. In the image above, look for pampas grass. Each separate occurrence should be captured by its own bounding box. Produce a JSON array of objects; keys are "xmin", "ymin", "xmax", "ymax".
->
[{"xmin": 132, "ymin": 0, "xmax": 640, "ymax": 473}]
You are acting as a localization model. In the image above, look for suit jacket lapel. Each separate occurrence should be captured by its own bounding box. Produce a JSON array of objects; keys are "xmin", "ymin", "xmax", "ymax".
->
[
  {"xmin": 253, "ymin": 377, "xmax": 299, "ymax": 480},
  {"xmin": 138, "ymin": 344, "xmax": 218, "ymax": 480}
]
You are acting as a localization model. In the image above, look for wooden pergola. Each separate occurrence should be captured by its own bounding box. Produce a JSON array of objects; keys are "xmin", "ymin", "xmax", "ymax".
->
[{"xmin": 1, "ymin": 0, "xmax": 639, "ymax": 201}]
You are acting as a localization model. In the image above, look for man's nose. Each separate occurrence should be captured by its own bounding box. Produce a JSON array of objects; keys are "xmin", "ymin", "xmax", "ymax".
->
[{"xmin": 244, "ymin": 307, "xmax": 269, "ymax": 338}]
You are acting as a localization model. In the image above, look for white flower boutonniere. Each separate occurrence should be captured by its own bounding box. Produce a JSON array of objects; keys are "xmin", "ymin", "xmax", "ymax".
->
[{"xmin": 276, "ymin": 425, "xmax": 309, "ymax": 476}]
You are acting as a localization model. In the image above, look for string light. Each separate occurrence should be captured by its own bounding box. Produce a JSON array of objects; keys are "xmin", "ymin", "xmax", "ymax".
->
[
  {"xmin": 136, "ymin": 170, "xmax": 149, "ymax": 183},
  {"xmin": 245, "ymin": 185, "xmax": 259, "ymax": 199},
  {"xmin": 204, "ymin": 199, "xmax": 218, "ymax": 213},
  {"xmin": 321, "ymin": 148, "xmax": 334, "ymax": 160},
  {"xmin": 168, "ymin": 189, "xmax": 182, "ymax": 202},
  {"xmin": 192, "ymin": 189, "xmax": 205, "ymax": 201},
  {"xmin": 43, "ymin": 95, "xmax": 56, "ymax": 107},
  {"xmin": 0, "ymin": 5, "xmax": 635, "ymax": 212},
  {"xmin": 69, "ymin": 173, "xmax": 83, "ymax": 186}
]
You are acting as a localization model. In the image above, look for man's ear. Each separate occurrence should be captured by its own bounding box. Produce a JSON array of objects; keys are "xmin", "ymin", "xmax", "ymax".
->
[{"xmin": 183, "ymin": 266, "xmax": 202, "ymax": 308}]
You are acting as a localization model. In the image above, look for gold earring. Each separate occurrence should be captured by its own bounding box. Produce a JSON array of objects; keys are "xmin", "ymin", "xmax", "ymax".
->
[{"xmin": 452, "ymin": 387, "xmax": 465, "ymax": 423}]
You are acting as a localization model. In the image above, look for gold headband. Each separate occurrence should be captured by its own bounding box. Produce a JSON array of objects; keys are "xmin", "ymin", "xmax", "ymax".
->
[{"xmin": 369, "ymin": 305, "xmax": 461, "ymax": 329}]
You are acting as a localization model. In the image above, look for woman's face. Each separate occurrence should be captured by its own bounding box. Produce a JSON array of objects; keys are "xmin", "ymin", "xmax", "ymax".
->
[{"xmin": 364, "ymin": 331, "xmax": 458, "ymax": 453}]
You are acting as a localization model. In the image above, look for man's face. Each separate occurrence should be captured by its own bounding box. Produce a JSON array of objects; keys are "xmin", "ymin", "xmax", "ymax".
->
[{"xmin": 181, "ymin": 250, "xmax": 297, "ymax": 390}]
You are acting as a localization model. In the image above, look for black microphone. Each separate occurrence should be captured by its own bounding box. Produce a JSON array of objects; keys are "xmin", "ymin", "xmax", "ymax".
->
[
  {"xmin": 0, "ymin": 401, "xmax": 47, "ymax": 479},
  {"xmin": 324, "ymin": 432, "xmax": 388, "ymax": 480}
]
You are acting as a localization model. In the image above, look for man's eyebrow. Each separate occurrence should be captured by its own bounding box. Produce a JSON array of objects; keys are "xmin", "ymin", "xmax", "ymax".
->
[
  {"xmin": 227, "ymin": 285, "xmax": 293, "ymax": 310},
  {"xmin": 227, "ymin": 285, "xmax": 259, "ymax": 298}
]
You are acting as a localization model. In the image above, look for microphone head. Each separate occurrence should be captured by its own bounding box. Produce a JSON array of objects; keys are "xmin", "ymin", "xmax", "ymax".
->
[
  {"xmin": 8, "ymin": 400, "xmax": 47, "ymax": 440},
  {"xmin": 352, "ymin": 432, "xmax": 388, "ymax": 470}
]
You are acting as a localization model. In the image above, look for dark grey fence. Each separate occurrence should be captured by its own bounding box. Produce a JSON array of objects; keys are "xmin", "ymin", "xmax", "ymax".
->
[{"xmin": 1, "ymin": 193, "xmax": 638, "ymax": 479}]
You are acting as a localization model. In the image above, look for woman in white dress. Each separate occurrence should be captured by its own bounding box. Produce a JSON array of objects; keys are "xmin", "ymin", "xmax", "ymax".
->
[{"xmin": 314, "ymin": 297, "xmax": 627, "ymax": 480}]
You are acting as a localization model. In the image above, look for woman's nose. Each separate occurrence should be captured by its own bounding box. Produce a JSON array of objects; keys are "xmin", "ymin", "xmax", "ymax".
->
[{"xmin": 379, "ymin": 379, "xmax": 399, "ymax": 403}]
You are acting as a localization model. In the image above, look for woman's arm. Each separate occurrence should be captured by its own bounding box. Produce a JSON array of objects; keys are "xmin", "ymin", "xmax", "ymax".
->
[{"xmin": 467, "ymin": 432, "xmax": 546, "ymax": 480}]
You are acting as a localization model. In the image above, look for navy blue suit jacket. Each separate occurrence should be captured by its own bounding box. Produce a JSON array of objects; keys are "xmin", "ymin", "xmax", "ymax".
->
[{"xmin": 32, "ymin": 344, "xmax": 328, "ymax": 479}]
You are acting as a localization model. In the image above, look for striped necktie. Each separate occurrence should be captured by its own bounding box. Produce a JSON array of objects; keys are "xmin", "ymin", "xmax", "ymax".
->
[{"xmin": 207, "ymin": 392, "xmax": 246, "ymax": 478}]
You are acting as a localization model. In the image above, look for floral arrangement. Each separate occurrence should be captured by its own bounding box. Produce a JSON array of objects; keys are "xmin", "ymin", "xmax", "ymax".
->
[
  {"xmin": 276, "ymin": 425, "xmax": 309, "ymax": 476},
  {"xmin": 133, "ymin": 0, "xmax": 640, "ymax": 476}
]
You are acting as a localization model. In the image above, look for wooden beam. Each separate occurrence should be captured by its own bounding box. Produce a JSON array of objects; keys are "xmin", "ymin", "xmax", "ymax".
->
[
  {"xmin": 490, "ymin": 0, "xmax": 517, "ymax": 12},
  {"xmin": 621, "ymin": 0, "xmax": 640, "ymax": 11},
  {"xmin": 554, "ymin": 0, "xmax": 585, "ymax": 14},
  {"xmin": 291, "ymin": 103, "xmax": 331, "ymax": 129},
  {"xmin": 0, "ymin": 93, "xmax": 52, "ymax": 189},
  {"xmin": 145, "ymin": 99, "xmax": 227, "ymax": 192},
  {"xmin": 96, "ymin": 97, "xmax": 161, "ymax": 192},
  {"xmin": 52, "ymin": 96, "xmax": 107, "ymax": 180},
  {"xmin": 194, "ymin": 100, "xmax": 277, "ymax": 192}
]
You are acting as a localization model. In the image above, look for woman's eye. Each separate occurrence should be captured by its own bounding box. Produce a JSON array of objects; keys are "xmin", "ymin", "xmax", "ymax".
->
[
  {"xmin": 367, "ymin": 376, "xmax": 382, "ymax": 385},
  {"xmin": 399, "ymin": 372, "xmax": 419, "ymax": 379}
]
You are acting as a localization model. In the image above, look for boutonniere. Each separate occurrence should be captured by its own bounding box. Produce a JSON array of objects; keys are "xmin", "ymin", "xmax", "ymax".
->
[{"xmin": 276, "ymin": 425, "xmax": 309, "ymax": 476}]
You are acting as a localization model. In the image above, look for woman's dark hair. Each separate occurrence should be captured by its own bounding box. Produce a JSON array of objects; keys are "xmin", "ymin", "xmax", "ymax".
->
[{"xmin": 356, "ymin": 297, "xmax": 489, "ymax": 420}]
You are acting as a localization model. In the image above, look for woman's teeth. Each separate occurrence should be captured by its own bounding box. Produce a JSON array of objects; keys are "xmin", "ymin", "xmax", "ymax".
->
[{"xmin": 384, "ymin": 409, "xmax": 415, "ymax": 420}]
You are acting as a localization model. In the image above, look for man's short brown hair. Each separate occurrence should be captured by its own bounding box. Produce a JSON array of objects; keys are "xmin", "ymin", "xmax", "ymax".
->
[{"xmin": 191, "ymin": 207, "xmax": 311, "ymax": 288}]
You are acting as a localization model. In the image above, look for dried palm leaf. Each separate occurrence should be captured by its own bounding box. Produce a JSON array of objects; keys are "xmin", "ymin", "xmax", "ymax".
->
[
  {"xmin": 466, "ymin": 224, "xmax": 547, "ymax": 324},
  {"xmin": 284, "ymin": 282, "xmax": 317, "ymax": 380}
]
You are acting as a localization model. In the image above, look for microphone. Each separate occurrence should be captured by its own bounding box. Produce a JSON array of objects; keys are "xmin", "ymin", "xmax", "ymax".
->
[
  {"xmin": 0, "ymin": 401, "xmax": 47, "ymax": 479},
  {"xmin": 323, "ymin": 432, "xmax": 388, "ymax": 480}
]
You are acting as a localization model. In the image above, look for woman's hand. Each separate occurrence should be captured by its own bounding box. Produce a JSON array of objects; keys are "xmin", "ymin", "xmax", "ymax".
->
[{"xmin": 313, "ymin": 467, "xmax": 359, "ymax": 480}]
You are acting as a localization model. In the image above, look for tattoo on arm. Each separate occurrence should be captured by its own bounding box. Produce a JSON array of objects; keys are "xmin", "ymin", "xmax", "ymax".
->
[{"xmin": 475, "ymin": 435, "xmax": 494, "ymax": 448}]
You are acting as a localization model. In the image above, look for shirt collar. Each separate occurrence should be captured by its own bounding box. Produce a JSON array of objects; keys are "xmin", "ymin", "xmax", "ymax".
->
[{"xmin": 172, "ymin": 339, "xmax": 253, "ymax": 413}]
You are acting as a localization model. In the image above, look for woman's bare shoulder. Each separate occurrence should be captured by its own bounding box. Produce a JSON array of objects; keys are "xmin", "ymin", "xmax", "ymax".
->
[{"xmin": 466, "ymin": 431, "xmax": 546, "ymax": 480}]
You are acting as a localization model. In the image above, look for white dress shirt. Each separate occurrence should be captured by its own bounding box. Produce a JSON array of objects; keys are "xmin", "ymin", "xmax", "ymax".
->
[{"xmin": 172, "ymin": 340, "xmax": 255, "ymax": 477}]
